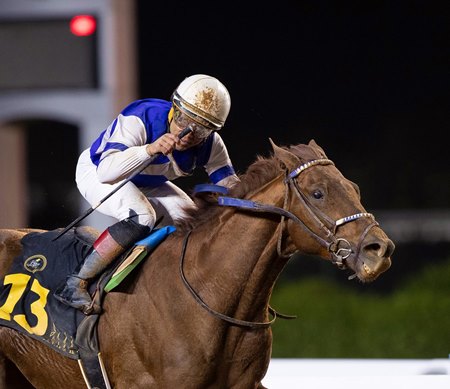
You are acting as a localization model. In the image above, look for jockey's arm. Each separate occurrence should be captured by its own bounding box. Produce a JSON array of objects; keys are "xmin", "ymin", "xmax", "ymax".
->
[{"xmin": 96, "ymin": 146, "xmax": 151, "ymax": 184}]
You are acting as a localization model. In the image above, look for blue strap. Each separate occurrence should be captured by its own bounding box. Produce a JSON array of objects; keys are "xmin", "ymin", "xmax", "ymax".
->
[
  {"xmin": 218, "ymin": 196, "xmax": 291, "ymax": 215},
  {"xmin": 135, "ymin": 225, "xmax": 176, "ymax": 250},
  {"xmin": 217, "ymin": 196, "xmax": 330, "ymax": 248},
  {"xmin": 218, "ymin": 197, "xmax": 260, "ymax": 209},
  {"xmin": 193, "ymin": 184, "xmax": 229, "ymax": 195}
]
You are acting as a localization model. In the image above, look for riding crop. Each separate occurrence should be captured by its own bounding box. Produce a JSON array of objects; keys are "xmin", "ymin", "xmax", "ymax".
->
[{"xmin": 53, "ymin": 126, "xmax": 193, "ymax": 240}]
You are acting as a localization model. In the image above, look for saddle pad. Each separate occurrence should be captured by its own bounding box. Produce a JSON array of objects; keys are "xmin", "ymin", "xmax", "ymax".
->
[{"xmin": 0, "ymin": 228, "xmax": 91, "ymax": 358}]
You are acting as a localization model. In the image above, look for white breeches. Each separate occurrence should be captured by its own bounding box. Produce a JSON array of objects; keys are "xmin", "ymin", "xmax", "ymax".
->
[{"xmin": 76, "ymin": 149, "xmax": 196, "ymax": 228}]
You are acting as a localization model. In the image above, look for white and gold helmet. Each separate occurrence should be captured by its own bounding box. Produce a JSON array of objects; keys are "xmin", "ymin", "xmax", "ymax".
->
[{"xmin": 172, "ymin": 74, "xmax": 231, "ymax": 131}]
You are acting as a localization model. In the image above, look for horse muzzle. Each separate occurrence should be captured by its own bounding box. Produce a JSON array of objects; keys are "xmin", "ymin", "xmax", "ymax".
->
[{"xmin": 346, "ymin": 231, "xmax": 395, "ymax": 282}]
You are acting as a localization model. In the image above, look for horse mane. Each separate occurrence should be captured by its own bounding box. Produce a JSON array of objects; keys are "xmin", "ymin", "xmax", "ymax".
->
[{"xmin": 175, "ymin": 140, "xmax": 325, "ymax": 233}]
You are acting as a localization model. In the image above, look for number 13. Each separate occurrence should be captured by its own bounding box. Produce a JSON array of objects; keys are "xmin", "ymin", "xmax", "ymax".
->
[{"xmin": 0, "ymin": 273, "xmax": 49, "ymax": 336}]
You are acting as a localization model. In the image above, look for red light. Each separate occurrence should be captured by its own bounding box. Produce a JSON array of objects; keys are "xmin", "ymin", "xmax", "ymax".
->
[{"xmin": 70, "ymin": 15, "xmax": 96, "ymax": 37}]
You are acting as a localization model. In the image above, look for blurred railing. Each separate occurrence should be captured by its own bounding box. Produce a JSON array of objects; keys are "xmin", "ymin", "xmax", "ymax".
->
[{"xmin": 376, "ymin": 209, "xmax": 450, "ymax": 243}]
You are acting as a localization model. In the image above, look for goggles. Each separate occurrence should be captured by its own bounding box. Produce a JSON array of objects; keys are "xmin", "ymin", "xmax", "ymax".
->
[{"xmin": 173, "ymin": 108, "xmax": 215, "ymax": 139}]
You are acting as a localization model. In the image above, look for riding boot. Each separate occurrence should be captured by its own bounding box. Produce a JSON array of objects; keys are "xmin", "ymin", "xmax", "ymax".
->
[{"xmin": 54, "ymin": 219, "xmax": 150, "ymax": 314}]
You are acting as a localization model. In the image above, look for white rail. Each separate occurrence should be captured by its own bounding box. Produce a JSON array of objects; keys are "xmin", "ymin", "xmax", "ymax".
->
[{"xmin": 262, "ymin": 358, "xmax": 450, "ymax": 389}]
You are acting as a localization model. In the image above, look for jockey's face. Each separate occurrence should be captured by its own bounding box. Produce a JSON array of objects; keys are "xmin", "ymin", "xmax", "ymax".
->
[
  {"xmin": 169, "ymin": 120, "xmax": 203, "ymax": 150},
  {"xmin": 170, "ymin": 109, "xmax": 215, "ymax": 150}
]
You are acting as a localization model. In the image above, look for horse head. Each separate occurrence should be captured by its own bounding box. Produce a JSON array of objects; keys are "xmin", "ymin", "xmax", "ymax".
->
[{"xmin": 270, "ymin": 138, "xmax": 395, "ymax": 282}]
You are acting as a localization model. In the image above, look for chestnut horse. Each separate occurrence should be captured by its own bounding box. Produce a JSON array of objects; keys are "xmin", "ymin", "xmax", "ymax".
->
[{"xmin": 0, "ymin": 139, "xmax": 394, "ymax": 388}]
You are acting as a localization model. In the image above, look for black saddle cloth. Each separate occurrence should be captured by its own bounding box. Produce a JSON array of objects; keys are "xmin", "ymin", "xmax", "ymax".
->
[{"xmin": 0, "ymin": 228, "xmax": 94, "ymax": 358}]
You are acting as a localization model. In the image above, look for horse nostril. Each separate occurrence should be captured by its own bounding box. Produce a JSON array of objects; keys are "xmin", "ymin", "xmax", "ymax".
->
[
  {"xmin": 364, "ymin": 242, "xmax": 381, "ymax": 256},
  {"xmin": 363, "ymin": 239, "xmax": 395, "ymax": 258}
]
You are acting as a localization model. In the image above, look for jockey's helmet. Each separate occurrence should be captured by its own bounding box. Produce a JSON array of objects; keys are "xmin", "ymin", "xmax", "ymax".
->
[{"xmin": 171, "ymin": 74, "xmax": 231, "ymax": 131}]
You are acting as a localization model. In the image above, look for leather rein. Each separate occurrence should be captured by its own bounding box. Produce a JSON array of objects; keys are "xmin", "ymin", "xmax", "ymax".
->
[{"xmin": 179, "ymin": 158, "xmax": 378, "ymax": 328}]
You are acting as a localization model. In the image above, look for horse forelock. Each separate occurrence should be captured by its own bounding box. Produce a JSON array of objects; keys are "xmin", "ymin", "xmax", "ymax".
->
[{"xmin": 287, "ymin": 143, "xmax": 325, "ymax": 161}]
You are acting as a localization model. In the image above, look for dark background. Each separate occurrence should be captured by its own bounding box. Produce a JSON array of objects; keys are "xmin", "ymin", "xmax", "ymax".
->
[
  {"xmin": 136, "ymin": 1, "xmax": 449, "ymax": 211},
  {"xmin": 0, "ymin": 0, "xmax": 447, "ymax": 358}
]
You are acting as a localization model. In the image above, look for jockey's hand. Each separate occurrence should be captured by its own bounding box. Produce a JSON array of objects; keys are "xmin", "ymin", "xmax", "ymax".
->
[{"xmin": 146, "ymin": 133, "xmax": 180, "ymax": 156}]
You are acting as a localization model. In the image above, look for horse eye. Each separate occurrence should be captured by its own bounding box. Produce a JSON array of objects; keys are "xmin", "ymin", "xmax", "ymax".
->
[{"xmin": 312, "ymin": 190, "xmax": 323, "ymax": 199}]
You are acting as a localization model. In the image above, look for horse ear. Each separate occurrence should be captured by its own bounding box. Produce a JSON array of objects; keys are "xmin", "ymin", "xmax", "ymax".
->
[
  {"xmin": 269, "ymin": 138, "xmax": 301, "ymax": 170},
  {"xmin": 308, "ymin": 139, "xmax": 328, "ymax": 158}
]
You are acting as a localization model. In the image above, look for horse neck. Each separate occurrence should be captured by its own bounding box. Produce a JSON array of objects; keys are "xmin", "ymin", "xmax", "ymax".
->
[{"xmin": 188, "ymin": 175, "xmax": 290, "ymax": 317}]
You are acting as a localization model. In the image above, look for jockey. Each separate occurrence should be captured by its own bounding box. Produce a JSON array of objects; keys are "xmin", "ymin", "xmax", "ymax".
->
[{"xmin": 54, "ymin": 74, "xmax": 240, "ymax": 314}]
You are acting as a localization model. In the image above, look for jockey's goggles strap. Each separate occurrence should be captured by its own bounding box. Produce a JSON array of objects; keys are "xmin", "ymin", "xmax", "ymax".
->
[{"xmin": 168, "ymin": 107, "xmax": 174, "ymax": 123}]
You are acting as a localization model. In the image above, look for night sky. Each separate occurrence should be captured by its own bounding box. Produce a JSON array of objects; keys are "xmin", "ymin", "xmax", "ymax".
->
[{"xmin": 136, "ymin": 1, "xmax": 449, "ymax": 211}]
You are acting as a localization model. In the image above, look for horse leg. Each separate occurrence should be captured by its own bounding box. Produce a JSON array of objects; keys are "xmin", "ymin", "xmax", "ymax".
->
[
  {"xmin": 0, "ymin": 354, "xmax": 34, "ymax": 389},
  {"xmin": 5, "ymin": 358, "xmax": 35, "ymax": 389},
  {"xmin": 0, "ymin": 329, "xmax": 35, "ymax": 389},
  {"xmin": 0, "ymin": 328, "xmax": 84, "ymax": 389},
  {"xmin": 0, "ymin": 354, "xmax": 5, "ymax": 389}
]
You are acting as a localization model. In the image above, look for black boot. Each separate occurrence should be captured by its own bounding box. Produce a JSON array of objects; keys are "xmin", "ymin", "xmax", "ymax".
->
[
  {"xmin": 55, "ymin": 275, "xmax": 91, "ymax": 312},
  {"xmin": 54, "ymin": 219, "xmax": 150, "ymax": 314}
]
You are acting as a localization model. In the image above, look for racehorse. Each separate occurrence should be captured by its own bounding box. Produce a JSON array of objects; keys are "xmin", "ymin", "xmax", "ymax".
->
[{"xmin": 0, "ymin": 139, "xmax": 394, "ymax": 388}]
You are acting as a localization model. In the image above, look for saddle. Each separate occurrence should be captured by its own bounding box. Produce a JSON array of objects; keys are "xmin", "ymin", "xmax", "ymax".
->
[{"xmin": 0, "ymin": 225, "xmax": 175, "ymax": 388}]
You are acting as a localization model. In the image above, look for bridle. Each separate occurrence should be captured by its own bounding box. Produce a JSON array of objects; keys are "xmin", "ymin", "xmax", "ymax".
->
[
  {"xmin": 218, "ymin": 158, "xmax": 379, "ymax": 269},
  {"xmin": 283, "ymin": 158, "xmax": 379, "ymax": 267},
  {"xmin": 180, "ymin": 158, "xmax": 379, "ymax": 328}
]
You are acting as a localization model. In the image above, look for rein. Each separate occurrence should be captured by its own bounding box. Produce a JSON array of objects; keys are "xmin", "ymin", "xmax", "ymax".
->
[
  {"xmin": 180, "ymin": 230, "xmax": 277, "ymax": 328},
  {"xmin": 179, "ymin": 230, "xmax": 285, "ymax": 328}
]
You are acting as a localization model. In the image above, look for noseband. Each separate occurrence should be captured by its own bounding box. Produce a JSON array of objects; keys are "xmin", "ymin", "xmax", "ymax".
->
[{"xmin": 218, "ymin": 158, "xmax": 379, "ymax": 269}]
